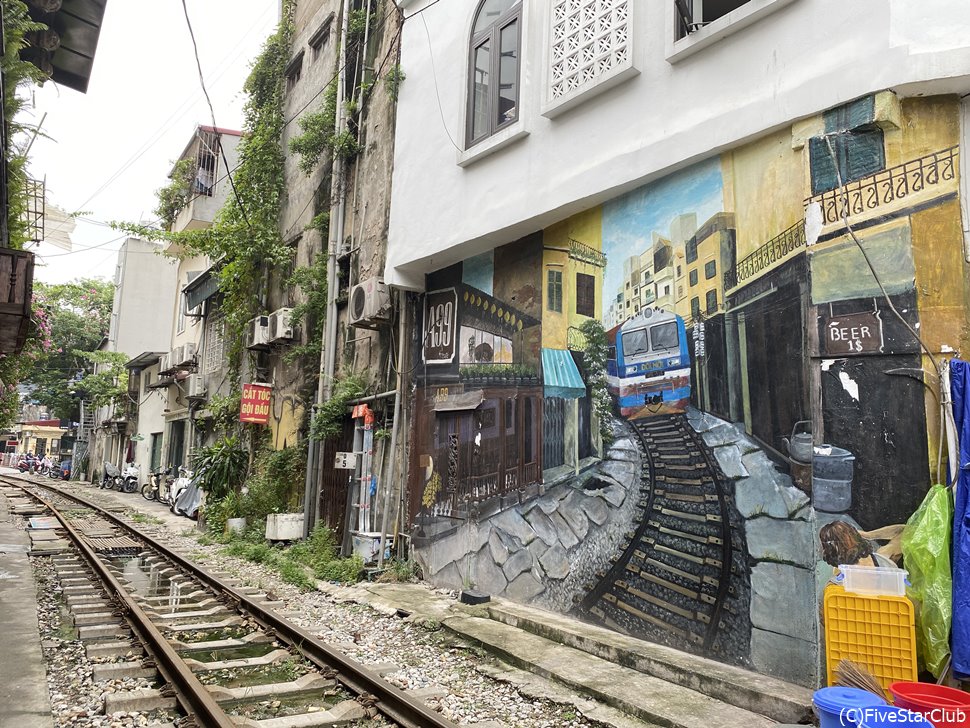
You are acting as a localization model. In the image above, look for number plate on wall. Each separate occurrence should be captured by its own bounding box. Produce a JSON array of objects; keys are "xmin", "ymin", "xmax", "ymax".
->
[
  {"xmin": 423, "ymin": 288, "xmax": 458, "ymax": 364},
  {"xmin": 822, "ymin": 311, "xmax": 884, "ymax": 355},
  {"xmin": 334, "ymin": 452, "xmax": 358, "ymax": 469}
]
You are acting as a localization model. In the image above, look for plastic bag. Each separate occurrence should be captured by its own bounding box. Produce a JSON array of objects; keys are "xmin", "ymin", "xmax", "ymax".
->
[{"xmin": 901, "ymin": 483, "xmax": 953, "ymax": 678}]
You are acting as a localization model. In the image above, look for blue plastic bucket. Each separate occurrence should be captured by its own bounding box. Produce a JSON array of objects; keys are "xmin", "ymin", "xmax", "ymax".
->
[
  {"xmin": 814, "ymin": 687, "xmax": 888, "ymax": 728},
  {"xmin": 858, "ymin": 705, "xmax": 935, "ymax": 728}
]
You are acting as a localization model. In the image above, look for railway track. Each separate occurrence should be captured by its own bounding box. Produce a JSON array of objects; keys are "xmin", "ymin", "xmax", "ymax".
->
[
  {"xmin": 3, "ymin": 476, "xmax": 458, "ymax": 728},
  {"xmin": 578, "ymin": 414, "xmax": 751, "ymax": 663}
]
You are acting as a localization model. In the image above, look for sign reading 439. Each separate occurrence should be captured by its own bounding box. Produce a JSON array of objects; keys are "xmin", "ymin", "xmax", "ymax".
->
[{"xmin": 423, "ymin": 288, "xmax": 458, "ymax": 364}]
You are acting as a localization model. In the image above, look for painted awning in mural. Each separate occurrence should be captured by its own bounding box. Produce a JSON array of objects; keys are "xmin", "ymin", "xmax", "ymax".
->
[
  {"xmin": 433, "ymin": 389, "xmax": 485, "ymax": 412},
  {"xmin": 541, "ymin": 348, "xmax": 586, "ymax": 400}
]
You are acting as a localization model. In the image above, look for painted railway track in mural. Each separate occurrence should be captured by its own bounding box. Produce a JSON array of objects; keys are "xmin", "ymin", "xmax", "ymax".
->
[
  {"xmin": 578, "ymin": 414, "xmax": 750, "ymax": 662},
  {"xmin": 3, "ymin": 477, "xmax": 457, "ymax": 728}
]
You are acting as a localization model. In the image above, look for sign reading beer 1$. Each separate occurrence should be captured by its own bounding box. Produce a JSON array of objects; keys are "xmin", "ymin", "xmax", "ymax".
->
[
  {"xmin": 239, "ymin": 383, "xmax": 273, "ymax": 424},
  {"xmin": 423, "ymin": 288, "xmax": 458, "ymax": 364},
  {"xmin": 823, "ymin": 311, "xmax": 884, "ymax": 355}
]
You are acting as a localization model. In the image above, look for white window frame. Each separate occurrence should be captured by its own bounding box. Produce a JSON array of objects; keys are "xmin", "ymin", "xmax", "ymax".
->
[{"xmin": 665, "ymin": 0, "xmax": 798, "ymax": 64}]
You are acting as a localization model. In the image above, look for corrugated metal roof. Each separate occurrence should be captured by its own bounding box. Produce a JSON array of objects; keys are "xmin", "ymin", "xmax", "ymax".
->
[{"xmin": 541, "ymin": 348, "xmax": 586, "ymax": 400}]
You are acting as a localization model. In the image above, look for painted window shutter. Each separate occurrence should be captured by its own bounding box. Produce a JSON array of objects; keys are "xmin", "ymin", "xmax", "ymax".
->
[
  {"xmin": 810, "ymin": 136, "xmax": 840, "ymax": 195},
  {"xmin": 844, "ymin": 126, "xmax": 886, "ymax": 183}
]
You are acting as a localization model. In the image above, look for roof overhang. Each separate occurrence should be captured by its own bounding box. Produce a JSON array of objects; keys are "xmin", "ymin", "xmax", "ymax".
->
[
  {"xmin": 25, "ymin": 0, "xmax": 109, "ymax": 94},
  {"xmin": 126, "ymin": 351, "xmax": 165, "ymax": 370},
  {"xmin": 184, "ymin": 263, "xmax": 221, "ymax": 310}
]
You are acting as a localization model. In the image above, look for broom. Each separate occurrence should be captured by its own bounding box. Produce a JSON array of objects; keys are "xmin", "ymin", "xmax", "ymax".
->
[{"xmin": 835, "ymin": 658, "xmax": 886, "ymax": 698}]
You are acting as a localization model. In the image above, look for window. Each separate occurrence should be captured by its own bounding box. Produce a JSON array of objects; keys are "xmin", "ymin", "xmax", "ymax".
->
[
  {"xmin": 676, "ymin": 265, "xmax": 682, "ymax": 277},
  {"xmin": 809, "ymin": 96, "xmax": 885, "ymax": 195},
  {"xmin": 704, "ymin": 260, "xmax": 717, "ymax": 279},
  {"xmin": 676, "ymin": 0, "xmax": 754, "ymax": 39},
  {"xmin": 576, "ymin": 273, "xmax": 595, "ymax": 317},
  {"xmin": 284, "ymin": 51, "xmax": 304, "ymax": 92},
  {"xmin": 689, "ymin": 269, "xmax": 698, "ymax": 286},
  {"xmin": 706, "ymin": 289, "xmax": 718, "ymax": 313},
  {"xmin": 547, "ymin": 269, "xmax": 563, "ymax": 312},
  {"xmin": 664, "ymin": 285, "xmax": 670, "ymax": 295},
  {"xmin": 467, "ymin": 0, "xmax": 521, "ymax": 147},
  {"xmin": 176, "ymin": 291, "xmax": 186, "ymax": 334},
  {"xmin": 650, "ymin": 322, "xmax": 679, "ymax": 350},
  {"xmin": 691, "ymin": 296, "xmax": 701, "ymax": 319},
  {"xmin": 308, "ymin": 17, "xmax": 332, "ymax": 61},
  {"xmin": 685, "ymin": 237, "xmax": 698, "ymax": 263},
  {"xmin": 204, "ymin": 315, "xmax": 225, "ymax": 374}
]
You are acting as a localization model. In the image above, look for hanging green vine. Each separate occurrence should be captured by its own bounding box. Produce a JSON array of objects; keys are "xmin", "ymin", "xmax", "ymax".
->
[
  {"xmin": 154, "ymin": 158, "xmax": 196, "ymax": 229},
  {"xmin": 283, "ymin": 252, "xmax": 328, "ymax": 363},
  {"xmin": 309, "ymin": 374, "xmax": 366, "ymax": 440},
  {"xmin": 116, "ymin": 1, "xmax": 297, "ymax": 389},
  {"xmin": 579, "ymin": 319, "xmax": 615, "ymax": 447},
  {"xmin": 289, "ymin": 81, "xmax": 337, "ymax": 175}
]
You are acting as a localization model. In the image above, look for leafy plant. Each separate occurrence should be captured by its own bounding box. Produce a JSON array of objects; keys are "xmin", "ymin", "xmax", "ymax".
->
[
  {"xmin": 154, "ymin": 158, "xmax": 196, "ymax": 229},
  {"xmin": 73, "ymin": 350, "xmax": 129, "ymax": 411},
  {"xmin": 193, "ymin": 435, "xmax": 248, "ymax": 501},
  {"xmin": 384, "ymin": 64, "xmax": 406, "ymax": 102},
  {"xmin": 288, "ymin": 81, "xmax": 337, "ymax": 175},
  {"xmin": 310, "ymin": 375, "xmax": 366, "ymax": 440},
  {"xmin": 579, "ymin": 319, "xmax": 615, "ymax": 447}
]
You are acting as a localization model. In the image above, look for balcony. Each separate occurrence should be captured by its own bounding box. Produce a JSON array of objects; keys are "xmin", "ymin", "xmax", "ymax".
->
[
  {"xmin": 0, "ymin": 248, "xmax": 34, "ymax": 355},
  {"xmin": 724, "ymin": 221, "xmax": 805, "ymax": 291},
  {"xmin": 569, "ymin": 238, "xmax": 607, "ymax": 268},
  {"xmin": 805, "ymin": 145, "xmax": 958, "ymax": 227}
]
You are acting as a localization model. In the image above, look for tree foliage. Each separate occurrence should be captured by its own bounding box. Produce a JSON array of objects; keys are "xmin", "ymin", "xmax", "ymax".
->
[
  {"xmin": 154, "ymin": 158, "xmax": 196, "ymax": 230},
  {"xmin": 72, "ymin": 350, "xmax": 128, "ymax": 412},
  {"xmin": 22, "ymin": 279, "xmax": 114, "ymax": 419},
  {"xmin": 579, "ymin": 318, "xmax": 615, "ymax": 447}
]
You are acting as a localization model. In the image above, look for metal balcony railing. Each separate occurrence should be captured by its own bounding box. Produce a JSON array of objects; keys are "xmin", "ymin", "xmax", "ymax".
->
[
  {"xmin": 569, "ymin": 238, "xmax": 607, "ymax": 268},
  {"xmin": 724, "ymin": 221, "xmax": 806, "ymax": 291},
  {"xmin": 805, "ymin": 145, "xmax": 958, "ymax": 225}
]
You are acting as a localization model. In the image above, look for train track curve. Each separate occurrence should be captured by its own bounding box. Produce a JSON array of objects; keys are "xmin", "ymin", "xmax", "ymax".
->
[
  {"xmin": 3, "ymin": 476, "xmax": 458, "ymax": 728},
  {"xmin": 577, "ymin": 414, "xmax": 751, "ymax": 663}
]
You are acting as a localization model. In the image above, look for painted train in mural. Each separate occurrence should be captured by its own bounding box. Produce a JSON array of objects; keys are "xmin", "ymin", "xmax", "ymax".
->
[{"xmin": 606, "ymin": 308, "xmax": 691, "ymax": 419}]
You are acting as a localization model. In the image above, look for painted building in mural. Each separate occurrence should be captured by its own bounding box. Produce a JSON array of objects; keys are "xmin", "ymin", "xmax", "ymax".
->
[{"xmin": 386, "ymin": 0, "xmax": 970, "ymax": 687}]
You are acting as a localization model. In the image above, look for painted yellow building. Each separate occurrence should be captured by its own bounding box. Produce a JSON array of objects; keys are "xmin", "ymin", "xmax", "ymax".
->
[{"xmin": 541, "ymin": 206, "xmax": 605, "ymax": 350}]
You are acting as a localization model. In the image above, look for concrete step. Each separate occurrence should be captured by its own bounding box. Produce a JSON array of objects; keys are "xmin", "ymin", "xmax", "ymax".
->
[
  {"xmin": 487, "ymin": 600, "xmax": 813, "ymax": 724},
  {"xmin": 443, "ymin": 614, "xmax": 776, "ymax": 728}
]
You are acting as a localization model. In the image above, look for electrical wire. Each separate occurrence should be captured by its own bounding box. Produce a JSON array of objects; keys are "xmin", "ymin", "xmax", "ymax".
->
[
  {"xmin": 420, "ymin": 12, "xmax": 462, "ymax": 153},
  {"xmin": 180, "ymin": 0, "xmax": 252, "ymax": 230}
]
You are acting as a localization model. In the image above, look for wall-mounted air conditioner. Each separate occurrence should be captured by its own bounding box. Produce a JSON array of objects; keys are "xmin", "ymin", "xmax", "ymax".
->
[
  {"xmin": 247, "ymin": 315, "xmax": 271, "ymax": 349},
  {"xmin": 348, "ymin": 277, "xmax": 391, "ymax": 328},
  {"xmin": 169, "ymin": 345, "xmax": 184, "ymax": 370},
  {"xmin": 186, "ymin": 373, "xmax": 206, "ymax": 399},
  {"xmin": 159, "ymin": 353, "xmax": 172, "ymax": 373},
  {"xmin": 177, "ymin": 342, "xmax": 197, "ymax": 366},
  {"xmin": 269, "ymin": 308, "xmax": 295, "ymax": 343}
]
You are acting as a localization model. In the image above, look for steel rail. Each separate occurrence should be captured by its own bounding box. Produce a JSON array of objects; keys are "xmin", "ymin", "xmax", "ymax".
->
[
  {"xmin": 6, "ymin": 480, "xmax": 238, "ymax": 727},
  {"xmin": 11, "ymin": 478, "xmax": 458, "ymax": 728}
]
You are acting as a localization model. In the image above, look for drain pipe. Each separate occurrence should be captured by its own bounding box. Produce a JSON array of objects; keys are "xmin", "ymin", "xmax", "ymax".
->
[
  {"xmin": 303, "ymin": 0, "xmax": 352, "ymax": 536},
  {"xmin": 378, "ymin": 289, "xmax": 407, "ymax": 568}
]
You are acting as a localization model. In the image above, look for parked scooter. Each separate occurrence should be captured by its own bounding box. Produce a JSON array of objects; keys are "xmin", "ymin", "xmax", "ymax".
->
[
  {"xmin": 172, "ymin": 467, "xmax": 204, "ymax": 520},
  {"xmin": 100, "ymin": 462, "xmax": 122, "ymax": 490},
  {"xmin": 169, "ymin": 467, "xmax": 192, "ymax": 512},
  {"xmin": 121, "ymin": 463, "xmax": 140, "ymax": 493}
]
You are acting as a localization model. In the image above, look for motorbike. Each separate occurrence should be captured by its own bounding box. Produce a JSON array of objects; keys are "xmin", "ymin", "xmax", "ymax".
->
[
  {"xmin": 142, "ymin": 467, "xmax": 175, "ymax": 505},
  {"xmin": 172, "ymin": 466, "xmax": 204, "ymax": 520},
  {"xmin": 121, "ymin": 463, "xmax": 140, "ymax": 493},
  {"xmin": 100, "ymin": 461, "xmax": 122, "ymax": 490},
  {"xmin": 17, "ymin": 459, "xmax": 31, "ymax": 473}
]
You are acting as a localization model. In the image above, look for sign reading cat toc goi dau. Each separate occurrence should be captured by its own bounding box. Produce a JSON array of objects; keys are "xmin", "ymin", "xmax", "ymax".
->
[
  {"xmin": 822, "ymin": 311, "xmax": 884, "ymax": 355},
  {"xmin": 239, "ymin": 383, "xmax": 272, "ymax": 424}
]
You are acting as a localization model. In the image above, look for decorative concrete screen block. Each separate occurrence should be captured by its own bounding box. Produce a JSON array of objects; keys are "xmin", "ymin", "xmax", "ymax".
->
[
  {"xmin": 265, "ymin": 513, "xmax": 304, "ymax": 541},
  {"xmin": 548, "ymin": 0, "xmax": 632, "ymax": 112}
]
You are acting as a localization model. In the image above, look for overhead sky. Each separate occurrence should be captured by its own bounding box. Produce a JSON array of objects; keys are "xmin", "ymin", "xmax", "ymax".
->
[{"xmin": 23, "ymin": 1, "xmax": 279, "ymax": 284}]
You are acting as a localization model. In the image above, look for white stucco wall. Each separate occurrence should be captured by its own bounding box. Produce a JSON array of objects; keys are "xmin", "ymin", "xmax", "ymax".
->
[
  {"xmin": 108, "ymin": 238, "xmax": 178, "ymax": 356},
  {"xmin": 131, "ymin": 361, "xmax": 167, "ymax": 480},
  {"xmin": 385, "ymin": 0, "xmax": 970, "ymax": 289}
]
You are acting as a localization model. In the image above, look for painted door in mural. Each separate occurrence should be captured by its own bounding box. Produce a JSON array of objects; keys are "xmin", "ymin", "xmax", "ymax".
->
[{"xmin": 543, "ymin": 398, "xmax": 566, "ymax": 470}]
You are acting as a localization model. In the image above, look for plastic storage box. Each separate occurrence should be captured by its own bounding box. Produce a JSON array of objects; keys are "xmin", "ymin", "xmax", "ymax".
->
[{"xmin": 839, "ymin": 565, "xmax": 908, "ymax": 596}]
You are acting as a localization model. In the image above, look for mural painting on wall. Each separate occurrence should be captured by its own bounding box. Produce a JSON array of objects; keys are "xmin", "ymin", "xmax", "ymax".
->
[{"xmin": 406, "ymin": 92, "xmax": 967, "ymax": 687}]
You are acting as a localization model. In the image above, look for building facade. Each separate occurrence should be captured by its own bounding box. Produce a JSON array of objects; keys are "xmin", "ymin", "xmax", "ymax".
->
[{"xmin": 385, "ymin": 0, "xmax": 970, "ymax": 686}]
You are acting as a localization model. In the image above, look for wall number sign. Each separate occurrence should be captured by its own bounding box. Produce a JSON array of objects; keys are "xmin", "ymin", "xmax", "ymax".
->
[{"xmin": 423, "ymin": 288, "xmax": 458, "ymax": 364}]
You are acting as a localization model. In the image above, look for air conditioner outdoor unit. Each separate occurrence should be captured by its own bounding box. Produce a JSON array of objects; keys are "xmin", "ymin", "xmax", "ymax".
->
[
  {"xmin": 269, "ymin": 308, "xmax": 295, "ymax": 342},
  {"xmin": 247, "ymin": 315, "xmax": 271, "ymax": 349},
  {"xmin": 348, "ymin": 277, "xmax": 391, "ymax": 328},
  {"xmin": 159, "ymin": 353, "xmax": 172, "ymax": 373},
  {"xmin": 178, "ymin": 342, "xmax": 197, "ymax": 366},
  {"xmin": 186, "ymin": 373, "xmax": 206, "ymax": 399},
  {"xmin": 170, "ymin": 345, "xmax": 184, "ymax": 370}
]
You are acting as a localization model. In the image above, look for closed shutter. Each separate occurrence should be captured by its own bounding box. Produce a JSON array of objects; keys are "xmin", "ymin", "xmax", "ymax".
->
[{"xmin": 576, "ymin": 273, "xmax": 595, "ymax": 317}]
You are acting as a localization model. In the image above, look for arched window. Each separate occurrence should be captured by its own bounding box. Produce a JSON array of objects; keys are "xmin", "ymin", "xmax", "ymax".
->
[{"xmin": 467, "ymin": 0, "xmax": 521, "ymax": 147}]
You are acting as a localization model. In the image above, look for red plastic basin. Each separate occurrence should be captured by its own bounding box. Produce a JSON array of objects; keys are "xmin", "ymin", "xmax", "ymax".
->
[{"xmin": 890, "ymin": 682, "xmax": 970, "ymax": 728}]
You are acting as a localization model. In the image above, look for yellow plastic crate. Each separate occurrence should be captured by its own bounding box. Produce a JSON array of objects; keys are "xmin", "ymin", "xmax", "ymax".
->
[{"xmin": 823, "ymin": 583, "xmax": 918, "ymax": 694}]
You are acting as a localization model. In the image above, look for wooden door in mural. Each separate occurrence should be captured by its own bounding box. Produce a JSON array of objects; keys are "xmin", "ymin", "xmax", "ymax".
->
[
  {"xmin": 318, "ymin": 419, "xmax": 355, "ymax": 542},
  {"xmin": 578, "ymin": 395, "xmax": 594, "ymax": 460}
]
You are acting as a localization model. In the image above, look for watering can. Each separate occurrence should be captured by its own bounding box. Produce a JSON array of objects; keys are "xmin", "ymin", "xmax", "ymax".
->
[{"xmin": 783, "ymin": 420, "xmax": 813, "ymax": 463}]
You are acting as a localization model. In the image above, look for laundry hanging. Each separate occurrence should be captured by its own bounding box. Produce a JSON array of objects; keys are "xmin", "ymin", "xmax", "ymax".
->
[{"xmin": 949, "ymin": 358, "xmax": 970, "ymax": 676}]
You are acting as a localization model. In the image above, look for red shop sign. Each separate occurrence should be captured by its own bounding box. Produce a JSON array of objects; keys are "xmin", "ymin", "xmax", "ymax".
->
[{"xmin": 239, "ymin": 383, "xmax": 272, "ymax": 424}]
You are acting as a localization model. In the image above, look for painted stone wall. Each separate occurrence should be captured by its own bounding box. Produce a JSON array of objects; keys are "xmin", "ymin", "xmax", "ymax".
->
[{"xmin": 408, "ymin": 92, "xmax": 968, "ymax": 688}]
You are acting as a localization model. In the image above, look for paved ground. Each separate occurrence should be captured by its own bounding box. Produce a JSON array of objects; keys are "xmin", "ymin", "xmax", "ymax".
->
[{"xmin": 0, "ymin": 487, "xmax": 54, "ymax": 728}]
